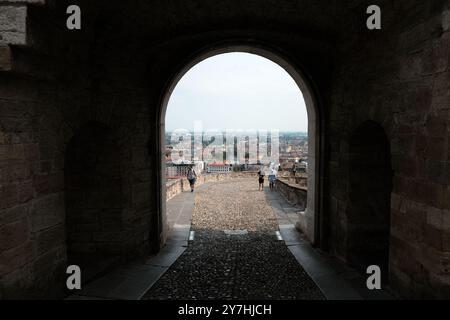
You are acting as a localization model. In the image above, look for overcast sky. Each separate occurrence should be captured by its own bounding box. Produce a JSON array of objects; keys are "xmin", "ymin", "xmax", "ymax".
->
[{"xmin": 165, "ymin": 53, "xmax": 308, "ymax": 132}]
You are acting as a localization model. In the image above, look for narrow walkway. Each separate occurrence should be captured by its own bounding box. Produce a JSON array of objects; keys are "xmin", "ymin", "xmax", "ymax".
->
[
  {"xmin": 69, "ymin": 178, "xmax": 392, "ymax": 300},
  {"xmin": 143, "ymin": 179, "xmax": 324, "ymax": 300}
]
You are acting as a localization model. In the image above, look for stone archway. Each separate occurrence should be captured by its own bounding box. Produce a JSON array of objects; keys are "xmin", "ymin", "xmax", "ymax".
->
[
  {"xmin": 157, "ymin": 44, "xmax": 321, "ymax": 247},
  {"xmin": 347, "ymin": 120, "xmax": 393, "ymax": 281}
]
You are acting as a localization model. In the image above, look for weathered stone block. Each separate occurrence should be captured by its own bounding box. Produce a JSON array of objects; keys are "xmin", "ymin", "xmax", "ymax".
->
[
  {"xmin": 0, "ymin": 6, "xmax": 27, "ymax": 45},
  {"xmin": 391, "ymin": 193, "xmax": 403, "ymax": 211},
  {"xmin": 0, "ymin": 204, "xmax": 27, "ymax": 226},
  {"xmin": 442, "ymin": 185, "xmax": 450, "ymax": 210},
  {"xmin": 424, "ymin": 224, "xmax": 445, "ymax": 251},
  {"xmin": 31, "ymin": 194, "xmax": 64, "ymax": 232},
  {"xmin": 398, "ymin": 157, "xmax": 419, "ymax": 177},
  {"xmin": 432, "ymin": 71, "xmax": 450, "ymax": 110},
  {"xmin": 0, "ymin": 184, "xmax": 18, "ymax": 209},
  {"xmin": 396, "ymin": 135, "xmax": 417, "ymax": 157},
  {"xmin": 17, "ymin": 182, "xmax": 33, "ymax": 203},
  {"xmin": 32, "ymin": 174, "xmax": 50, "ymax": 195},
  {"xmin": 424, "ymin": 160, "xmax": 450, "ymax": 185},
  {"xmin": 23, "ymin": 143, "xmax": 39, "ymax": 161},
  {"xmin": 399, "ymin": 51, "xmax": 423, "ymax": 81},
  {"xmin": 428, "ymin": 273, "xmax": 450, "ymax": 299},
  {"xmin": 0, "ymin": 144, "xmax": 25, "ymax": 161},
  {"xmin": 414, "ymin": 136, "xmax": 447, "ymax": 161},
  {"xmin": 0, "ymin": 45, "xmax": 11, "ymax": 70},
  {"xmin": 9, "ymin": 161, "xmax": 32, "ymax": 181},
  {"xmin": 424, "ymin": 110, "xmax": 449, "ymax": 137},
  {"xmin": 443, "ymin": 10, "xmax": 450, "ymax": 32},
  {"xmin": 390, "ymin": 265, "xmax": 413, "ymax": 297},
  {"xmin": 390, "ymin": 236, "xmax": 423, "ymax": 276},
  {"xmin": 411, "ymin": 181, "xmax": 443, "ymax": 208},
  {"xmin": 0, "ymin": 218, "xmax": 29, "ymax": 252},
  {"xmin": 0, "ymin": 241, "xmax": 32, "ymax": 275},
  {"xmin": 0, "ymin": 262, "xmax": 34, "ymax": 299},
  {"xmin": 33, "ymin": 247, "xmax": 65, "ymax": 278},
  {"xmin": 35, "ymin": 224, "xmax": 65, "ymax": 256},
  {"xmin": 391, "ymin": 209, "xmax": 424, "ymax": 244},
  {"xmin": 422, "ymin": 247, "xmax": 450, "ymax": 277},
  {"xmin": 427, "ymin": 206, "xmax": 449, "ymax": 230},
  {"xmin": 422, "ymin": 35, "xmax": 450, "ymax": 75}
]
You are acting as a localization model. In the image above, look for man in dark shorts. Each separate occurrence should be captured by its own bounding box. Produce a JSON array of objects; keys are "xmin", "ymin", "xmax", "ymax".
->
[{"xmin": 257, "ymin": 167, "xmax": 265, "ymax": 191}]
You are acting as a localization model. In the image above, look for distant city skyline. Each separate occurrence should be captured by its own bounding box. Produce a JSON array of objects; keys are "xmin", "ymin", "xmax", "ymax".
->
[
  {"xmin": 165, "ymin": 53, "xmax": 308, "ymax": 132},
  {"xmin": 166, "ymin": 130, "xmax": 308, "ymax": 134}
]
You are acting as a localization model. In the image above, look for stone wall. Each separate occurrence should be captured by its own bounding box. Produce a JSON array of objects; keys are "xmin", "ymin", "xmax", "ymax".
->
[
  {"xmin": 275, "ymin": 179, "xmax": 308, "ymax": 210},
  {"xmin": 274, "ymin": 179, "xmax": 308, "ymax": 233},
  {"xmin": 1, "ymin": 1, "xmax": 70, "ymax": 298},
  {"xmin": 327, "ymin": 0, "xmax": 450, "ymax": 298},
  {"xmin": 0, "ymin": 0, "xmax": 156, "ymax": 298},
  {"xmin": 0, "ymin": 0, "xmax": 449, "ymax": 299}
]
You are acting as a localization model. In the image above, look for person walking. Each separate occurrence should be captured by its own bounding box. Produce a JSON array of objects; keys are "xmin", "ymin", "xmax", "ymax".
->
[
  {"xmin": 268, "ymin": 166, "xmax": 277, "ymax": 191},
  {"xmin": 257, "ymin": 167, "xmax": 265, "ymax": 191},
  {"xmin": 187, "ymin": 166, "xmax": 197, "ymax": 192}
]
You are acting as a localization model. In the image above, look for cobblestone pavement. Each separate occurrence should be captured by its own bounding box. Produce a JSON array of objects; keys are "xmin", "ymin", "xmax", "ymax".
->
[{"xmin": 143, "ymin": 179, "xmax": 324, "ymax": 300}]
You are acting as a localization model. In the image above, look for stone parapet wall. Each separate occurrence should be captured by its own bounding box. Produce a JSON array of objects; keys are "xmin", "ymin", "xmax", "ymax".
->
[
  {"xmin": 279, "ymin": 176, "xmax": 308, "ymax": 188},
  {"xmin": 274, "ymin": 179, "xmax": 307, "ymax": 211},
  {"xmin": 273, "ymin": 178, "xmax": 308, "ymax": 235}
]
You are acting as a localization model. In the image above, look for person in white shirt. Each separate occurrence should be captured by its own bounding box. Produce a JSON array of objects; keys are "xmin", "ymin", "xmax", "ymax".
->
[{"xmin": 268, "ymin": 166, "xmax": 277, "ymax": 190}]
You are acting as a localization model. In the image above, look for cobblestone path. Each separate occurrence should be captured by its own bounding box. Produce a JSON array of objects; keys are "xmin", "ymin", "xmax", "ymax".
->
[{"xmin": 144, "ymin": 179, "xmax": 324, "ymax": 300}]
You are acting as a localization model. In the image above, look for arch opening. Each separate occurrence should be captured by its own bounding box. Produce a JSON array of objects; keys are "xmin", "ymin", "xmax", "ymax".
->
[{"xmin": 158, "ymin": 45, "xmax": 321, "ymax": 247}]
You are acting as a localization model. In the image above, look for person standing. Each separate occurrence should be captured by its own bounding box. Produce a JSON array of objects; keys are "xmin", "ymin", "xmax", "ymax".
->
[
  {"xmin": 257, "ymin": 167, "xmax": 265, "ymax": 191},
  {"xmin": 187, "ymin": 166, "xmax": 197, "ymax": 192},
  {"xmin": 268, "ymin": 167, "xmax": 277, "ymax": 191}
]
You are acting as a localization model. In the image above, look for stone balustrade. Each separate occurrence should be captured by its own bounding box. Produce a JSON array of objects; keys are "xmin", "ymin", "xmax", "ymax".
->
[{"xmin": 274, "ymin": 178, "xmax": 307, "ymax": 211}]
